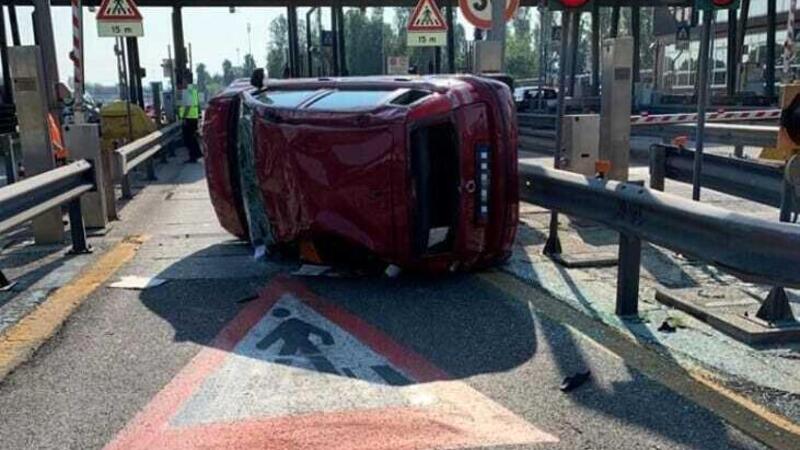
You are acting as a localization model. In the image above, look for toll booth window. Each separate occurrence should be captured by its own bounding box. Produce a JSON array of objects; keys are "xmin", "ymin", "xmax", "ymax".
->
[
  {"xmin": 257, "ymin": 90, "xmax": 318, "ymax": 108},
  {"xmin": 307, "ymin": 90, "xmax": 394, "ymax": 110}
]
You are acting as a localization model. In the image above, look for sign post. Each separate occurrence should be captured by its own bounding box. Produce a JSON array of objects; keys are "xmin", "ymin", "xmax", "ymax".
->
[
  {"xmin": 96, "ymin": 0, "xmax": 143, "ymax": 38},
  {"xmin": 407, "ymin": 0, "xmax": 448, "ymax": 47}
]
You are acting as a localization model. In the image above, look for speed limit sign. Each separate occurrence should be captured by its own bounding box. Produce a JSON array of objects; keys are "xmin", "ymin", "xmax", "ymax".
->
[{"xmin": 459, "ymin": 0, "xmax": 520, "ymax": 30}]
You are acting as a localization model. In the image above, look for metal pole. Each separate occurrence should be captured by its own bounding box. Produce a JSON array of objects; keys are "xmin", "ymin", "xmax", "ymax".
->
[
  {"xmin": 171, "ymin": 6, "xmax": 186, "ymax": 89},
  {"xmin": 32, "ymin": 0, "xmax": 60, "ymax": 115},
  {"xmin": 726, "ymin": 8, "xmax": 737, "ymax": 96},
  {"xmin": 306, "ymin": 7, "xmax": 317, "ymax": 77},
  {"xmin": 337, "ymin": 5, "xmax": 347, "ymax": 75},
  {"xmin": 692, "ymin": 10, "xmax": 713, "ymax": 201},
  {"xmin": 489, "ymin": 0, "xmax": 506, "ymax": 71},
  {"xmin": 735, "ymin": 0, "xmax": 750, "ymax": 92},
  {"xmin": 631, "ymin": 6, "xmax": 641, "ymax": 102},
  {"xmin": 8, "ymin": 6, "xmax": 20, "ymax": 46},
  {"xmin": 649, "ymin": 144, "xmax": 666, "ymax": 191},
  {"xmin": 544, "ymin": 11, "xmax": 572, "ymax": 256},
  {"xmin": 331, "ymin": 4, "xmax": 340, "ymax": 76},
  {"xmin": 539, "ymin": 7, "xmax": 549, "ymax": 85},
  {"xmin": 126, "ymin": 37, "xmax": 139, "ymax": 106},
  {"xmin": 446, "ymin": 4, "xmax": 455, "ymax": 73},
  {"xmin": 610, "ymin": 6, "xmax": 620, "ymax": 38},
  {"xmin": 287, "ymin": 5, "xmax": 299, "ymax": 77},
  {"xmin": 569, "ymin": 11, "xmax": 580, "ymax": 96},
  {"xmin": 0, "ymin": 7, "xmax": 12, "ymax": 105},
  {"xmin": 766, "ymin": 0, "xmax": 776, "ymax": 98},
  {"xmin": 615, "ymin": 232, "xmax": 641, "ymax": 316},
  {"xmin": 590, "ymin": 3, "xmax": 600, "ymax": 96},
  {"xmin": 67, "ymin": 198, "xmax": 90, "ymax": 254},
  {"xmin": 70, "ymin": 0, "xmax": 84, "ymax": 122}
]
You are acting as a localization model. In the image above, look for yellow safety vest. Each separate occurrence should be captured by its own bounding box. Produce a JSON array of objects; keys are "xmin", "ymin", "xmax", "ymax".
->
[{"xmin": 179, "ymin": 85, "xmax": 200, "ymax": 120}]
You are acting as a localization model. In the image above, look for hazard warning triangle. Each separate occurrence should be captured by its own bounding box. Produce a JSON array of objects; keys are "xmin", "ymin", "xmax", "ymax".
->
[
  {"xmin": 96, "ymin": 0, "xmax": 142, "ymax": 21},
  {"xmin": 408, "ymin": 0, "xmax": 448, "ymax": 32}
]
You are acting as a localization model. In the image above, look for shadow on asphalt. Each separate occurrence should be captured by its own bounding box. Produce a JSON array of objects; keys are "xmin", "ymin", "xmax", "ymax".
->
[{"xmin": 137, "ymin": 243, "xmax": 750, "ymax": 449}]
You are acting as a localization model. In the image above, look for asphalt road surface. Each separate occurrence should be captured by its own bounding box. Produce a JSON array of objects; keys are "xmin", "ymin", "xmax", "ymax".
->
[{"xmin": 0, "ymin": 159, "xmax": 769, "ymax": 450}]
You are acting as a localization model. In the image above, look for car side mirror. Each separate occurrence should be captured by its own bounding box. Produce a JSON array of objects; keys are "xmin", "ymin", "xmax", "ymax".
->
[{"xmin": 250, "ymin": 68, "xmax": 265, "ymax": 89}]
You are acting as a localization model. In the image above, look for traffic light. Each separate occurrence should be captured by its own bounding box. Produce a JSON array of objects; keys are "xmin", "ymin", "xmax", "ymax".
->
[
  {"xmin": 558, "ymin": 0, "xmax": 590, "ymax": 8},
  {"xmin": 695, "ymin": 0, "xmax": 740, "ymax": 10}
]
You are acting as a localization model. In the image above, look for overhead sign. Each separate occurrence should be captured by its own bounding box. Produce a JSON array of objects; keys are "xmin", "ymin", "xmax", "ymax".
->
[
  {"xmin": 96, "ymin": 0, "xmax": 144, "ymax": 38},
  {"xmin": 104, "ymin": 277, "xmax": 558, "ymax": 449},
  {"xmin": 460, "ymin": 0, "xmax": 520, "ymax": 31},
  {"xmin": 407, "ymin": 0, "xmax": 448, "ymax": 47}
]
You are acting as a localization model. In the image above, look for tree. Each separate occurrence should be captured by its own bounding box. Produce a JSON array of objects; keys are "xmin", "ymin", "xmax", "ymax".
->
[
  {"xmin": 267, "ymin": 15, "xmax": 289, "ymax": 78},
  {"xmin": 222, "ymin": 59, "xmax": 235, "ymax": 85},
  {"xmin": 344, "ymin": 8, "xmax": 385, "ymax": 75},
  {"xmin": 505, "ymin": 8, "xmax": 537, "ymax": 80},
  {"xmin": 242, "ymin": 54, "xmax": 257, "ymax": 78}
]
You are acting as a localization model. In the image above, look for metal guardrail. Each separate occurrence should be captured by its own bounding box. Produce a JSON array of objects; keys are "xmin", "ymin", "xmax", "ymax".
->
[
  {"xmin": 518, "ymin": 118, "xmax": 778, "ymax": 151},
  {"xmin": 0, "ymin": 159, "xmax": 95, "ymax": 290},
  {"xmin": 114, "ymin": 122, "xmax": 181, "ymax": 199},
  {"xmin": 519, "ymin": 162, "xmax": 800, "ymax": 321},
  {"xmin": 632, "ymin": 123, "xmax": 778, "ymax": 149},
  {"xmin": 649, "ymin": 144, "xmax": 785, "ymax": 208}
]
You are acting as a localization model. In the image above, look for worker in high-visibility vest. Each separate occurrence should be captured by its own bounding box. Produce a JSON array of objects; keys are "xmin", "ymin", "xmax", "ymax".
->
[{"xmin": 178, "ymin": 74, "xmax": 202, "ymax": 163}]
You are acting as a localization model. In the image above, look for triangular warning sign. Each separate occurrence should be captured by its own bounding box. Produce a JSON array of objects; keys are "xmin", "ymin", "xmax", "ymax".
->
[
  {"xmin": 408, "ymin": 0, "xmax": 448, "ymax": 32},
  {"xmin": 96, "ymin": 0, "xmax": 142, "ymax": 21}
]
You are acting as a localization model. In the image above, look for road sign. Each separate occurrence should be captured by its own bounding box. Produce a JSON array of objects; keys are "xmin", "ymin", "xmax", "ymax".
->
[
  {"xmin": 96, "ymin": 0, "xmax": 143, "ymax": 38},
  {"xmin": 407, "ymin": 0, "xmax": 447, "ymax": 47},
  {"xmin": 460, "ymin": 0, "xmax": 520, "ymax": 30}
]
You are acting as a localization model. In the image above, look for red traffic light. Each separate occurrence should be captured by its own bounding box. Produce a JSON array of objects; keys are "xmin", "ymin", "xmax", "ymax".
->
[
  {"xmin": 712, "ymin": 0, "xmax": 735, "ymax": 5},
  {"xmin": 560, "ymin": 0, "xmax": 590, "ymax": 8}
]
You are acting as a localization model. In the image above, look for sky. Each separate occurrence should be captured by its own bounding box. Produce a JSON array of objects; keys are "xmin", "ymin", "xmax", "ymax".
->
[{"xmin": 3, "ymin": 5, "xmax": 486, "ymax": 87}]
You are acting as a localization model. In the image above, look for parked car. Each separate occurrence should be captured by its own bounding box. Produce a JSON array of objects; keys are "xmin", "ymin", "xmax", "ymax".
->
[
  {"xmin": 514, "ymin": 86, "xmax": 558, "ymax": 112},
  {"xmin": 202, "ymin": 76, "xmax": 519, "ymax": 273}
]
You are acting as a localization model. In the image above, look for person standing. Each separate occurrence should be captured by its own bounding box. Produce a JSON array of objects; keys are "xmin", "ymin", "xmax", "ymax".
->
[{"xmin": 178, "ymin": 74, "xmax": 202, "ymax": 163}]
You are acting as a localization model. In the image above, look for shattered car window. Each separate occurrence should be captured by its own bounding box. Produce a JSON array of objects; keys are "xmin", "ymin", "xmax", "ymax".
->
[
  {"xmin": 307, "ymin": 90, "xmax": 395, "ymax": 110},
  {"xmin": 237, "ymin": 100, "xmax": 275, "ymax": 258},
  {"xmin": 257, "ymin": 90, "xmax": 318, "ymax": 108}
]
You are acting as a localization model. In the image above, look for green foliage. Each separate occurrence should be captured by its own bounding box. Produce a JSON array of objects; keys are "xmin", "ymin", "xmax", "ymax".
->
[
  {"xmin": 267, "ymin": 15, "xmax": 289, "ymax": 78},
  {"xmin": 242, "ymin": 54, "xmax": 257, "ymax": 78},
  {"xmin": 195, "ymin": 63, "xmax": 210, "ymax": 93},
  {"xmin": 505, "ymin": 9, "xmax": 537, "ymax": 80}
]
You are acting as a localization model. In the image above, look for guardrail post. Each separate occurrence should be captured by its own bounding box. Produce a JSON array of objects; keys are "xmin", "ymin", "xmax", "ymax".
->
[
  {"xmin": 67, "ymin": 198, "xmax": 91, "ymax": 254},
  {"xmin": 146, "ymin": 158, "xmax": 157, "ymax": 181},
  {"xmin": 615, "ymin": 232, "xmax": 641, "ymax": 316},
  {"xmin": 121, "ymin": 172, "xmax": 133, "ymax": 199},
  {"xmin": 1, "ymin": 134, "xmax": 16, "ymax": 185},
  {"xmin": 649, "ymin": 144, "xmax": 666, "ymax": 191},
  {"xmin": 733, "ymin": 144, "xmax": 744, "ymax": 158}
]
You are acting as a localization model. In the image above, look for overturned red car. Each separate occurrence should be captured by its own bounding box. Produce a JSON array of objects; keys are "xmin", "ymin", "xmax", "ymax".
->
[{"xmin": 202, "ymin": 76, "xmax": 518, "ymax": 273}]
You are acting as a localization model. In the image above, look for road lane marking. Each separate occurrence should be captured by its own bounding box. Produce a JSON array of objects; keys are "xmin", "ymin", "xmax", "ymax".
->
[
  {"xmin": 481, "ymin": 270, "xmax": 800, "ymax": 450},
  {"xmin": 0, "ymin": 235, "xmax": 148, "ymax": 382},
  {"xmin": 105, "ymin": 275, "xmax": 558, "ymax": 450}
]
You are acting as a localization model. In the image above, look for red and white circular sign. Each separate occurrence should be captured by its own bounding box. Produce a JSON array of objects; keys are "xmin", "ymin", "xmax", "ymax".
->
[{"xmin": 459, "ymin": 0, "xmax": 520, "ymax": 30}]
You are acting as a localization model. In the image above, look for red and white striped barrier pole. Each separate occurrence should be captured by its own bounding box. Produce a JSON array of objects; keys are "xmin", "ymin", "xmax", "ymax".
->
[
  {"xmin": 630, "ymin": 109, "xmax": 781, "ymax": 126},
  {"xmin": 69, "ymin": 0, "xmax": 84, "ymax": 123}
]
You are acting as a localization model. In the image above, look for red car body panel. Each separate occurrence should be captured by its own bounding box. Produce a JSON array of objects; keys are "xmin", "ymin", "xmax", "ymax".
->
[{"xmin": 202, "ymin": 76, "xmax": 518, "ymax": 273}]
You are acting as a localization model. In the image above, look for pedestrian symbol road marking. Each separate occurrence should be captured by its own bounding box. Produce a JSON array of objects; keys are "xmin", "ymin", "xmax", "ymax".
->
[{"xmin": 105, "ymin": 276, "xmax": 558, "ymax": 449}]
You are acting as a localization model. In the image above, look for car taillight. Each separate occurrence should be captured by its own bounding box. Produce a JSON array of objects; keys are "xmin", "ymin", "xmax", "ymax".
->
[{"xmin": 476, "ymin": 144, "xmax": 490, "ymax": 223}]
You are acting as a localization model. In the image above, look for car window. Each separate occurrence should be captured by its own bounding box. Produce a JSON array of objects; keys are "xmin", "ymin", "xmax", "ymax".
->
[
  {"xmin": 307, "ymin": 90, "xmax": 394, "ymax": 110},
  {"xmin": 257, "ymin": 90, "xmax": 318, "ymax": 107}
]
